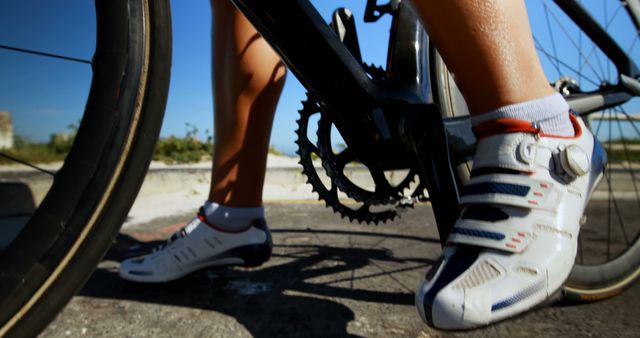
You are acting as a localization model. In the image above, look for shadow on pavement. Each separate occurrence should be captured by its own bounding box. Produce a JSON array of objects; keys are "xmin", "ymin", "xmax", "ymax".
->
[{"xmin": 79, "ymin": 229, "xmax": 438, "ymax": 337}]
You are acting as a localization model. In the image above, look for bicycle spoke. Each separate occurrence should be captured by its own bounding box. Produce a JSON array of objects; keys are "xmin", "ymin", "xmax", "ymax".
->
[
  {"xmin": 578, "ymin": 231, "xmax": 585, "ymax": 264},
  {"xmin": 603, "ymin": 168, "xmax": 629, "ymax": 252},
  {"xmin": 594, "ymin": 109, "xmax": 606, "ymax": 137},
  {"xmin": 617, "ymin": 109, "xmax": 640, "ymax": 143},
  {"xmin": 595, "ymin": 106, "xmax": 640, "ymax": 255},
  {"xmin": 0, "ymin": 152, "xmax": 56, "ymax": 176},
  {"xmin": 611, "ymin": 182, "xmax": 630, "ymax": 251},
  {"xmin": 543, "ymin": 3, "xmax": 562, "ymax": 79},
  {"xmin": 576, "ymin": 104, "xmax": 637, "ymax": 263},
  {"xmin": 534, "ymin": 37, "xmax": 564, "ymax": 80},
  {"xmin": 607, "ymin": 109, "xmax": 613, "ymax": 260},
  {"xmin": 593, "ymin": 111, "xmax": 604, "ymax": 264},
  {"xmin": 577, "ymin": 0, "xmax": 583, "ymax": 87},
  {"xmin": 573, "ymin": 2, "xmax": 621, "ymax": 84},
  {"xmin": 578, "ymin": 7, "xmax": 623, "ymax": 77},
  {"xmin": 604, "ymin": 1, "xmax": 611, "ymax": 81},
  {"xmin": 627, "ymin": 33, "xmax": 640, "ymax": 55},
  {"xmin": 542, "ymin": 0, "xmax": 605, "ymax": 81},
  {"xmin": 0, "ymin": 44, "xmax": 92, "ymax": 65},
  {"xmin": 534, "ymin": 39, "xmax": 601, "ymax": 87},
  {"xmin": 616, "ymin": 108, "xmax": 640, "ymax": 190},
  {"xmin": 578, "ymin": 16, "xmax": 583, "ymax": 86},
  {"xmin": 592, "ymin": 50, "xmax": 608, "ymax": 84},
  {"xmin": 613, "ymin": 107, "xmax": 632, "ymax": 245}
]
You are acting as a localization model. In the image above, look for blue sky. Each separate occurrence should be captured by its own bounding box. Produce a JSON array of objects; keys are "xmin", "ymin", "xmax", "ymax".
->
[
  {"xmin": 164, "ymin": 0, "xmax": 392, "ymax": 154},
  {"xmin": 1, "ymin": 0, "xmax": 638, "ymax": 154}
]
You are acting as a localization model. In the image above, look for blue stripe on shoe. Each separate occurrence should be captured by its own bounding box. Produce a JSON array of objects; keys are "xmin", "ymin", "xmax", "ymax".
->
[
  {"xmin": 491, "ymin": 280, "xmax": 545, "ymax": 311},
  {"xmin": 463, "ymin": 182, "xmax": 530, "ymax": 197},
  {"xmin": 451, "ymin": 227, "xmax": 505, "ymax": 241},
  {"xmin": 422, "ymin": 246, "xmax": 481, "ymax": 326}
]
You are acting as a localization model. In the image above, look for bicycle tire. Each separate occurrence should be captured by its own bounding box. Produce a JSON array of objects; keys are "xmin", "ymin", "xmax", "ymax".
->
[
  {"xmin": 0, "ymin": 0, "xmax": 171, "ymax": 336},
  {"xmin": 430, "ymin": 0, "xmax": 640, "ymax": 302}
]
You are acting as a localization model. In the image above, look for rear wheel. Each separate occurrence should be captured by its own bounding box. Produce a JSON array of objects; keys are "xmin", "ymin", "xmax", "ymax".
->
[
  {"xmin": 0, "ymin": 0, "xmax": 171, "ymax": 336},
  {"xmin": 432, "ymin": 0, "xmax": 640, "ymax": 302}
]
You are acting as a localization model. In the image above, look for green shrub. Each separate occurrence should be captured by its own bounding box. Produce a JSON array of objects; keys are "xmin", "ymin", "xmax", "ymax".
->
[
  {"xmin": 268, "ymin": 145, "xmax": 283, "ymax": 156},
  {"xmin": 0, "ymin": 122, "xmax": 289, "ymax": 166},
  {"xmin": 0, "ymin": 124, "xmax": 77, "ymax": 165},
  {"xmin": 153, "ymin": 124, "xmax": 213, "ymax": 164}
]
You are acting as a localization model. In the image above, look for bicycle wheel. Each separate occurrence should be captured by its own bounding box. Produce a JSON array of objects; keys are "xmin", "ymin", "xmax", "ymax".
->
[
  {"xmin": 432, "ymin": 0, "xmax": 640, "ymax": 302},
  {"xmin": 0, "ymin": 0, "xmax": 171, "ymax": 336}
]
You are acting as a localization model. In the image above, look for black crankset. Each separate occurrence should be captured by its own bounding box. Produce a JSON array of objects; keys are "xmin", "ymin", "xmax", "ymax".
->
[{"xmin": 295, "ymin": 93, "xmax": 425, "ymax": 224}]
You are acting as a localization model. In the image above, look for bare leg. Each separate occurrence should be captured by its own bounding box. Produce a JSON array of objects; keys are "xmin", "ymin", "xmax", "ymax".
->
[
  {"xmin": 210, "ymin": 0, "xmax": 286, "ymax": 207},
  {"xmin": 119, "ymin": 1, "xmax": 284, "ymax": 283},
  {"xmin": 412, "ymin": 0, "xmax": 555, "ymax": 115},
  {"xmin": 411, "ymin": 1, "xmax": 599, "ymax": 329}
]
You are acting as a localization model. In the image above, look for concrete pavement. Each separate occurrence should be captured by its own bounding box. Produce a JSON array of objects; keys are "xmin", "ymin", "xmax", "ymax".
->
[
  {"xmin": 41, "ymin": 202, "xmax": 639, "ymax": 338},
  {"xmin": 1, "ymin": 156, "xmax": 636, "ymax": 336}
]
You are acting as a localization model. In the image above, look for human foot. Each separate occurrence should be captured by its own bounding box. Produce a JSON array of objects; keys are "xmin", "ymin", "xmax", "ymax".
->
[
  {"xmin": 416, "ymin": 113, "xmax": 606, "ymax": 329},
  {"xmin": 119, "ymin": 208, "xmax": 272, "ymax": 283}
]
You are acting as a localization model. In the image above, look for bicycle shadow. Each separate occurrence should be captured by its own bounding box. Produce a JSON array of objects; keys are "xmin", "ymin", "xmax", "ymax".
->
[{"xmin": 79, "ymin": 229, "xmax": 438, "ymax": 337}]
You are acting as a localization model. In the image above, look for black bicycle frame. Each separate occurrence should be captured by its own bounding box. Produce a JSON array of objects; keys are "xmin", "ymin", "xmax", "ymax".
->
[
  {"xmin": 228, "ymin": 0, "xmax": 461, "ymax": 242},
  {"xmin": 555, "ymin": 0, "xmax": 640, "ymax": 114}
]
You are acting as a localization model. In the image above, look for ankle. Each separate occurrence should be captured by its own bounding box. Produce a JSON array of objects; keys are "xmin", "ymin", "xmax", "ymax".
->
[
  {"xmin": 201, "ymin": 201, "xmax": 264, "ymax": 232},
  {"xmin": 471, "ymin": 93, "xmax": 575, "ymax": 138}
]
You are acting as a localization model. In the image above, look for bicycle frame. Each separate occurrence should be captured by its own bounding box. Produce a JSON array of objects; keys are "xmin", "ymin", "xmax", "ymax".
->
[
  {"xmin": 556, "ymin": 0, "xmax": 640, "ymax": 114},
  {"xmin": 229, "ymin": 0, "xmax": 427, "ymax": 160},
  {"xmin": 229, "ymin": 0, "xmax": 640, "ymax": 244}
]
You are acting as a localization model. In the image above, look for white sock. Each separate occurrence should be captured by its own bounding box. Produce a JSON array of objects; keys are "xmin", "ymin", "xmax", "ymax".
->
[
  {"xmin": 471, "ymin": 93, "xmax": 574, "ymax": 137},
  {"xmin": 196, "ymin": 201, "xmax": 265, "ymax": 232}
]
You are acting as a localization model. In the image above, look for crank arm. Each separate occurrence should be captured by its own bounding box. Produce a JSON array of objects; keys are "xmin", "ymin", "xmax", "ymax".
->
[{"xmin": 398, "ymin": 102, "xmax": 461, "ymax": 246}]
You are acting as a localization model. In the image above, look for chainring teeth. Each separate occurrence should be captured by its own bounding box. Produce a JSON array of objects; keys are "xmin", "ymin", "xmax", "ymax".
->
[
  {"xmin": 314, "ymin": 96, "xmax": 415, "ymax": 205},
  {"xmin": 295, "ymin": 92, "xmax": 419, "ymax": 224}
]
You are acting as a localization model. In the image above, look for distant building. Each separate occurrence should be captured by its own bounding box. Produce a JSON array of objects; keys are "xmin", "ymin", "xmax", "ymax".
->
[{"xmin": 0, "ymin": 111, "xmax": 13, "ymax": 150}]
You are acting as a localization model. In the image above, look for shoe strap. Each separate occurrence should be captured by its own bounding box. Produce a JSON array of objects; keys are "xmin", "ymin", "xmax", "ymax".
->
[
  {"xmin": 460, "ymin": 174, "xmax": 558, "ymax": 211},
  {"xmin": 473, "ymin": 132, "xmax": 554, "ymax": 173},
  {"xmin": 448, "ymin": 217, "xmax": 534, "ymax": 253},
  {"xmin": 472, "ymin": 115, "xmax": 590, "ymax": 179}
]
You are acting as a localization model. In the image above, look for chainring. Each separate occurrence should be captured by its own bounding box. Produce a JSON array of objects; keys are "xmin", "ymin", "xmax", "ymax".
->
[
  {"xmin": 317, "ymin": 110, "xmax": 416, "ymax": 205},
  {"xmin": 295, "ymin": 93, "xmax": 422, "ymax": 224}
]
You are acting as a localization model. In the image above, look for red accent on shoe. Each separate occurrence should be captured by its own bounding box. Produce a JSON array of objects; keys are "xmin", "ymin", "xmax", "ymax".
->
[
  {"xmin": 473, "ymin": 112, "xmax": 581, "ymax": 140},
  {"xmin": 473, "ymin": 118, "xmax": 541, "ymax": 139}
]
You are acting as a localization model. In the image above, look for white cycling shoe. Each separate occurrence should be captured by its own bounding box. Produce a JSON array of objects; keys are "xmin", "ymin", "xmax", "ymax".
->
[
  {"xmin": 119, "ymin": 210, "xmax": 272, "ymax": 283},
  {"xmin": 416, "ymin": 113, "xmax": 607, "ymax": 329}
]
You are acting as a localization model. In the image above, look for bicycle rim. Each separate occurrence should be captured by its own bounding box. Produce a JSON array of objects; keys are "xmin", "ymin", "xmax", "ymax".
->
[
  {"xmin": 432, "ymin": 0, "xmax": 640, "ymax": 301},
  {"xmin": 0, "ymin": 0, "xmax": 171, "ymax": 336}
]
